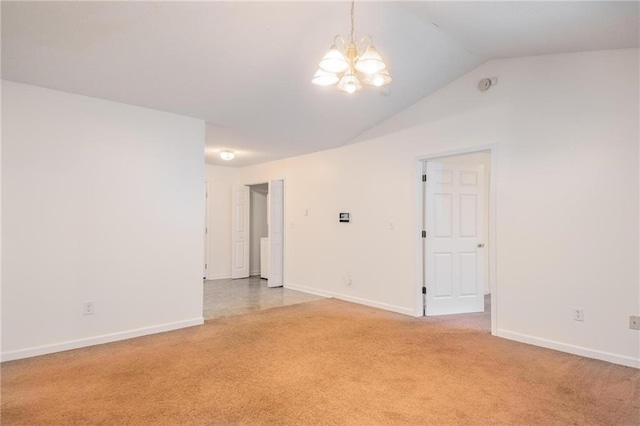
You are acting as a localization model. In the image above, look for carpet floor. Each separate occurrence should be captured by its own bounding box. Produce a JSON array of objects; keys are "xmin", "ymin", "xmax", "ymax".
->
[{"xmin": 2, "ymin": 298, "xmax": 639, "ymax": 425}]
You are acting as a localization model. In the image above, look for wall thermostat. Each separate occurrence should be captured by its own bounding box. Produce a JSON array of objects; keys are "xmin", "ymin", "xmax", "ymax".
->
[{"xmin": 339, "ymin": 213, "xmax": 350, "ymax": 223}]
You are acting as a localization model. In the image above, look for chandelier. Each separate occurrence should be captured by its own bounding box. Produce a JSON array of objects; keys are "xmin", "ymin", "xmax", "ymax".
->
[{"xmin": 312, "ymin": 0, "xmax": 392, "ymax": 93}]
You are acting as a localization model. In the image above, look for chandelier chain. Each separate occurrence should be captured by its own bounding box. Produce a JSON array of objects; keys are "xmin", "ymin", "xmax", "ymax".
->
[{"xmin": 350, "ymin": 0, "xmax": 355, "ymax": 43}]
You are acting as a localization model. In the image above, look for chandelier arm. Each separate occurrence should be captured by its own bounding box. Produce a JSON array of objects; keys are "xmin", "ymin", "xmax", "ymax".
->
[{"xmin": 358, "ymin": 35, "xmax": 373, "ymax": 53}]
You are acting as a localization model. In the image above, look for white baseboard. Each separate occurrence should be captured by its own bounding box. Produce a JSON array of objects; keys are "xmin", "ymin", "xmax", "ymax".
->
[
  {"xmin": 497, "ymin": 329, "xmax": 639, "ymax": 369},
  {"xmin": 1, "ymin": 317, "xmax": 204, "ymax": 362},
  {"xmin": 249, "ymin": 270, "xmax": 261, "ymax": 277},
  {"xmin": 285, "ymin": 282, "xmax": 415, "ymax": 316},
  {"xmin": 207, "ymin": 273, "xmax": 231, "ymax": 280}
]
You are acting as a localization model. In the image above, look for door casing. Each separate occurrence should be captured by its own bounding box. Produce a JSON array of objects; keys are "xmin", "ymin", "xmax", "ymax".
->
[{"xmin": 204, "ymin": 181, "xmax": 210, "ymax": 279}]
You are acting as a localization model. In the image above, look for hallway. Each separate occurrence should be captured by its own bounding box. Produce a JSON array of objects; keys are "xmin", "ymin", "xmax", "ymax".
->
[{"xmin": 203, "ymin": 276, "xmax": 325, "ymax": 320}]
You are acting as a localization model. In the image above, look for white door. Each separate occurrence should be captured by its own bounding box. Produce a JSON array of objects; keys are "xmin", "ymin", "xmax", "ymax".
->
[
  {"xmin": 268, "ymin": 180, "xmax": 284, "ymax": 287},
  {"xmin": 425, "ymin": 161, "xmax": 485, "ymax": 315},
  {"xmin": 231, "ymin": 185, "xmax": 250, "ymax": 279}
]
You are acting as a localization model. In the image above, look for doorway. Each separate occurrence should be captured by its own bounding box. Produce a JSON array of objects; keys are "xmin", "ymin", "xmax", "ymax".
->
[
  {"xmin": 248, "ymin": 183, "xmax": 268, "ymax": 278},
  {"xmin": 203, "ymin": 179, "xmax": 323, "ymax": 320},
  {"xmin": 420, "ymin": 148, "xmax": 496, "ymax": 333},
  {"xmin": 231, "ymin": 180, "xmax": 284, "ymax": 287}
]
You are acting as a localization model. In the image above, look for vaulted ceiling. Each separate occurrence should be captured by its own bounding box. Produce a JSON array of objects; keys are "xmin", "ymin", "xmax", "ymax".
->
[{"xmin": 3, "ymin": 1, "xmax": 638, "ymax": 167}]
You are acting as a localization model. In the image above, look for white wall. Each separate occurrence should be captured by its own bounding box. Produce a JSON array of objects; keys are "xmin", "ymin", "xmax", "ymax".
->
[
  {"xmin": 227, "ymin": 49, "xmax": 639, "ymax": 367},
  {"xmin": 249, "ymin": 185, "xmax": 268, "ymax": 275},
  {"xmin": 2, "ymin": 81, "xmax": 205, "ymax": 360},
  {"xmin": 204, "ymin": 164, "xmax": 237, "ymax": 279}
]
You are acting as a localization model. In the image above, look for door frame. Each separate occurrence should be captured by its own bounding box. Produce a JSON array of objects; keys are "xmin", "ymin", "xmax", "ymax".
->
[
  {"xmin": 414, "ymin": 145, "xmax": 498, "ymax": 336},
  {"xmin": 237, "ymin": 177, "xmax": 287, "ymax": 287},
  {"xmin": 204, "ymin": 181, "xmax": 210, "ymax": 279}
]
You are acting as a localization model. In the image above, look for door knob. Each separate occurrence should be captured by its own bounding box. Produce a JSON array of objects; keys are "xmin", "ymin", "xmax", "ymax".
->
[{"xmin": 477, "ymin": 243, "xmax": 485, "ymax": 248}]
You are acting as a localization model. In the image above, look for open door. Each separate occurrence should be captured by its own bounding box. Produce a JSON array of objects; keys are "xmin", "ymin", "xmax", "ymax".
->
[
  {"xmin": 425, "ymin": 160, "xmax": 486, "ymax": 315},
  {"xmin": 268, "ymin": 180, "xmax": 284, "ymax": 287},
  {"xmin": 231, "ymin": 185, "xmax": 250, "ymax": 279}
]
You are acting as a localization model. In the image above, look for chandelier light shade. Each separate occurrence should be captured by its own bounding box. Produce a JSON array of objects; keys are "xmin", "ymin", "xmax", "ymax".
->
[
  {"xmin": 354, "ymin": 45, "xmax": 385, "ymax": 74},
  {"xmin": 312, "ymin": 0, "xmax": 392, "ymax": 93},
  {"xmin": 312, "ymin": 68, "xmax": 340, "ymax": 86},
  {"xmin": 338, "ymin": 73, "xmax": 362, "ymax": 94},
  {"xmin": 220, "ymin": 150, "xmax": 235, "ymax": 161},
  {"xmin": 363, "ymin": 69, "xmax": 392, "ymax": 87},
  {"xmin": 319, "ymin": 45, "xmax": 349, "ymax": 74}
]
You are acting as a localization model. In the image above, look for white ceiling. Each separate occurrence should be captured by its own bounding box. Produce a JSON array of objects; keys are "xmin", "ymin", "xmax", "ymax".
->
[{"xmin": 3, "ymin": 1, "xmax": 638, "ymax": 167}]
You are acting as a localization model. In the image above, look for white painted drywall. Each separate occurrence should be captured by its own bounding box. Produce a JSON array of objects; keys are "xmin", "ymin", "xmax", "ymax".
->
[
  {"xmin": 2, "ymin": 81, "xmax": 205, "ymax": 360},
  {"xmin": 230, "ymin": 49, "xmax": 639, "ymax": 367},
  {"xmin": 204, "ymin": 164, "xmax": 238, "ymax": 279},
  {"xmin": 250, "ymin": 185, "xmax": 268, "ymax": 276},
  {"xmin": 436, "ymin": 152, "xmax": 492, "ymax": 294}
]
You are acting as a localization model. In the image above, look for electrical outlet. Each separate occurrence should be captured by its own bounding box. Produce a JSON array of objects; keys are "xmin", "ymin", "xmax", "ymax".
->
[
  {"xmin": 82, "ymin": 301, "xmax": 95, "ymax": 316},
  {"xmin": 344, "ymin": 274, "xmax": 352, "ymax": 286},
  {"xmin": 573, "ymin": 308, "xmax": 583, "ymax": 322},
  {"xmin": 630, "ymin": 316, "xmax": 640, "ymax": 330}
]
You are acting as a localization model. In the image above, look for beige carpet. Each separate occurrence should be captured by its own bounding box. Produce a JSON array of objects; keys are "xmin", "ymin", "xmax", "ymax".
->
[{"xmin": 2, "ymin": 298, "xmax": 639, "ymax": 425}]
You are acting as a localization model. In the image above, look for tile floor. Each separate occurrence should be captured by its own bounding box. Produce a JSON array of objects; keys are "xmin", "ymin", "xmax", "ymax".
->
[
  {"xmin": 203, "ymin": 277, "xmax": 491, "ymax": 332},
  {"xmin": 203, "ymin": 276, "xmax": 325, "ymax": 320}
]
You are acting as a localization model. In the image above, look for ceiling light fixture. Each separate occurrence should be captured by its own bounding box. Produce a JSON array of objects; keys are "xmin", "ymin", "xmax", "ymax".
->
[
  {"xmin": 220, "ymin": 150, "xmax": 235, "ymax": 161},
  {"xmin": 312, "ymin": 0, "xmax": 392, "ymax": 93}
]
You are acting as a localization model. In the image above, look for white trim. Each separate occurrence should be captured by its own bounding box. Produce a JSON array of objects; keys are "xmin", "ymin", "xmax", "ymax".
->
[
  {"xmin": 285, "ymin": 283, "xmax": 416, "ymax": 317},
  {"xmin": 416, "ymin": 144, "xmax": 497, "ymax": 161},
  {"xmin": 208, "ymin": 273, "xmax": 231, "ymax": 280},
  {"xmin": 1, "ymin": 317, "xmax": 204, "ymax": 362},
  {"xmin": 488, "ymin": 146, "xmax": 498, "ymax": 336},
  {"xmin": 250, "ymin": 270, "xmax": 261, "ymax": 276},
  {"xmin": 204, "ymin": 181, "xmax": 210, "ymax": 279},
  {"xmin": 497, "ymin": 329, "xmax": 640, "ymax": 369},
  {"xmin": 413, "ymin": 159, "xmax": 425, "ymax": 317},
  {"xmin": 415, "ymin": 144, "xmax": 498, "ymax": 336}
]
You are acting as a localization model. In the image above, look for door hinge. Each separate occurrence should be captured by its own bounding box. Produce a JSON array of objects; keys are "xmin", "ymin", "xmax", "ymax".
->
[
  {"xmin": 421, "ymin": 230, "xmax": 426, "ymax": 238},
  {"xmin": 422, "ymin": 287, "xmax": 427, "ymax": 294},
  {"xmin": 422, "ymin": 174, "xmax": 427, "ymax": 182}
]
